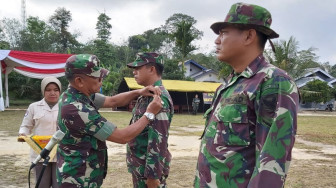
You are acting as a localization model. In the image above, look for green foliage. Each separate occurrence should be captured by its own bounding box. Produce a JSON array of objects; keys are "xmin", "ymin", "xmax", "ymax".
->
[
  {"xmin": 162, "ymin": 58, "xmax": 185, "ymax": 80},
  {"xmin": 0, "ymin": 18, "xmax": 22, "ymax": 49},
  {"xmin": 164, "ymin": 13, "xmax": 203, "ymax": 39},
  {"xmin": 265, "ymin": 36, "xmax": 320, "ymax": 79},
  {"xmin": 128, "ymin": 34, "xmax": 147, "ymax": 51},
  {"xmin": 19, "ymin": 16, "xmax": 54, "ymax": 52},
  {"xmin": 96, "ymin": 13, "xmax": 112, "ymax": 42},
  {"xmin": 0, "ymin": 26, "xmax": 10, "ymax": 49},
  {"xmin": 329, "ymin": 64, "xmax": 336, "ymax": 78},
  {"xmin": 128, "ymin": 28, "xmax": 169, "ymax": 52},
  {"xmin": 143, "ymin": 28, "xmax": 169, "ymax": 51},
  {"xmin": 302, "ymin": 80, "xmax": 333, "ymax": 103},
  {"xmin": 171, "ymin": 21, "xmax": 197, "ymax": 58},
  {"xmin": 102, "ymin": 69, "xmax": 120, "ymax": 95},
  {"xmin": 0, "ymin": 41, "xmax": 10, "ymax": 49},
  {"xmin": 7, "ymin": 72, "xmax": 41, "ymax": 100},
  {"xmin": 48, "ymin": 7, "xmax": 81, "ymax": 53},
  {"xmin": 163, "ymin": 13, "xmax": 203, "ymax": 59}
]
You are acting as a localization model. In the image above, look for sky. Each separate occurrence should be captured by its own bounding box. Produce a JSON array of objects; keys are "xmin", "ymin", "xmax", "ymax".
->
[{"xmin": 1, "ymin": 0, "xmax": 335, "ymax": 65}]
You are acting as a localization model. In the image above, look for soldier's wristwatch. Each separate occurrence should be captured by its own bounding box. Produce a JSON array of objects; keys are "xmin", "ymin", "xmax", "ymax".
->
[{"xmin": 144, "ymin": 112, "xmax": 155, "ymax": 121}]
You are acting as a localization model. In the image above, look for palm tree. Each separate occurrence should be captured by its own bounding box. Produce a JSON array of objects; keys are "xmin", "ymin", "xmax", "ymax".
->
[
  {"xmin": 265, "ymin": 36, "xmax": 299, "ymax": 77},
  {"xmin": 264, "ymin": 36, "xmax": 320, "ymax": 79}
]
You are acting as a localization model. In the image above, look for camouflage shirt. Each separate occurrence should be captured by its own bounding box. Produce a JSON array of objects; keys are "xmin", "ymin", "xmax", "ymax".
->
[
  {"xmin": 57, "ymin": 86, "xmax": 116, "ymax": 188},
  {"xmin": 126, "ymin": 80, "xmax": 174, "ymax": 180},
  {"xmin": 194, "ymin": 55, "xmax": 299, "ymax": 188}
]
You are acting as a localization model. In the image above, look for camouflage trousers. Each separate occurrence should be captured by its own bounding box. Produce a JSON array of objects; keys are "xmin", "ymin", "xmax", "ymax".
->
[{"xmin": 131, "ymin": 173, "xmax": 168, "ymax": 188}]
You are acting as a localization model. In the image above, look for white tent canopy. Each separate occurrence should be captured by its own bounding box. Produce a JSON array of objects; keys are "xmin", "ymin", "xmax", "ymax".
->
[{"xmin": 0, "ymin": 50, "xmax": 72, "ymax": 111}]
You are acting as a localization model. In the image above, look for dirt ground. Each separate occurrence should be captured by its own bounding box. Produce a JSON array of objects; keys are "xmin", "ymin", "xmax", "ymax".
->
[
  {"xmin": 1, "ymin": 127, "xmax": 336, "ymax": 188},
  {"xmin": 1, "ymin": 110, "xmax": 336, "ymax": 187}
]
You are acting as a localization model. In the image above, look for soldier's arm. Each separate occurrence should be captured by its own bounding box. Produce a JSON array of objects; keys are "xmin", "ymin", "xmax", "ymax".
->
[
  {"xmin": 102, "ymin": 85, "xmax": 161, "ymax": 108},
  {"xmin": 106, "ymin": 116, "xmax": 150, "ymax": 144},
  {"xmin": 144, "ymin": 96, "xmax": 171, "ymax": 179},
  {"xmin": 248, "ymin": 77, "xmax": 299, "ymax": 188},
  {"xmin": 106, "ymin": 95, "xmax": 163, "ymax": 144}
]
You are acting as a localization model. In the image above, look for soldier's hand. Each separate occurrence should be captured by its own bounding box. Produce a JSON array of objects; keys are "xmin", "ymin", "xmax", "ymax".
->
[
  {"xmin": 146, "ymin": 178, "xmax": 160, "ymax": 188},
  {"xmin": 139, "ymin": 85, "xmax": 161, "ymax": 97},
  {"xmin": 146, "ymin": 95, "xmax": 162, "ymax": 115}
]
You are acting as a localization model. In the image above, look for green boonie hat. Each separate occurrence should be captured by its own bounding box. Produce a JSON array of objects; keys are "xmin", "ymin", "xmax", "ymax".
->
[
  {"xmin": 127, "ymin": 52, "xmax": 164, "ymax": 68},
  {"xmin": 210, "ymin": 2, "xmax": 279, "ymax": 39},
  {"xmin": 65, "ymin": 54, "xmax": 109, "ymax": 79}
]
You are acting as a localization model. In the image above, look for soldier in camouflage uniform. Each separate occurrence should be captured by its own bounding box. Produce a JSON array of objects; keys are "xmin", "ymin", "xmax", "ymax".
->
[
  {"xmin": 194, "ymin": 3, "xmax": 299, "ymax": 188},
  {"xmin": 126, "ymin": 52, "xmax": 174, "ymax": 188},
  {"xmin": 57, "ymin": 54, "xmax": 163, "ymax": 188}
]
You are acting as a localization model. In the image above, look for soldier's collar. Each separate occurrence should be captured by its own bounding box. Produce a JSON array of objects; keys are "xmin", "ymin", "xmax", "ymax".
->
[
  {"xmin": 238, "ymin": 54, "xmax": 265, "ymax": 78},
  {"xmin": 68, "ymin": 86, "xmax": 92, "ymax": 103},
  {"xmin": 153, "ymin": 79, "xmax": 162, "ymax": 86}
]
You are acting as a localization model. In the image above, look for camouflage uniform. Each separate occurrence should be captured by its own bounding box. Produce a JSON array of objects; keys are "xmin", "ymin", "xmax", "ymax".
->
[
  {"xmin": 194, "ymin": 3, "xmax": 299, "ymax": 188},
  {"xmin": 57, "ymin": 54, "xmax": 114, "ymax": 188},
  {"xmin": 126, "ymin": 53, "xmax": 174, "ymax": 187}
]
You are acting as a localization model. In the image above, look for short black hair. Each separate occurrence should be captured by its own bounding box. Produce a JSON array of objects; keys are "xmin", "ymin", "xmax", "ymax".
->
[
  {"xmin": 145, "ymin": 62, "xmax": 164, "ymax": 76},
  {"xmin": 255, "ymin": 30, "xmax": 267, "ymax": 50},
  {"xmin": 65, "ymin": 72, "xmax": 74, "ymax": 82}
]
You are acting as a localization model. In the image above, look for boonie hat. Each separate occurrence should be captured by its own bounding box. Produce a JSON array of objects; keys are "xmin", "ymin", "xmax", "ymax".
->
[
  {"xmin": 210, "ymin": 2, "xmax": 279, "ymax": 39},
  {"xmin": 65, "ymin": 54, "xmax": 109, "ymax": 79},
  {"xmin": 41, "ymin": 76, "xmax": 62, "ymax": 96},
  {"xmin": 127, "ymin": 52, "xmax": 164, "ymax": 68}
]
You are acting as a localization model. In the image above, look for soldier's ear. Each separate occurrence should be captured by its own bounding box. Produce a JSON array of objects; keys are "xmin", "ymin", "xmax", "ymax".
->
[
  {"xmin": 74, "ymin": 76, "xmax": 84, "ymax": 88},
  {"xmin": 150, "ymin": 66, "xmax": 156, "ymax": 74},
  {"xmin": 243, "ymin": 29, "xmax": 257, "ymax": 46}
]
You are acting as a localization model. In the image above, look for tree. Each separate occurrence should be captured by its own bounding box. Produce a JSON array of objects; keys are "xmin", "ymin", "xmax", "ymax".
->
[
  {"xmin": 93, "ymin": 12, "xmax": 114, "ymax": 68},
  {"xmin": 0, "ymin": 27, "xmax": 10, "ymax": 49},
  {"xmin": 128, "ymin": 34, "xmax": 148, "ymax": 51},
  {"xmin": 49, "ymin": 7, "xmax": 80, "ymax": 53},
  {"xmin": 302, "ymin": 80, "xmax": 333, "ymax": 111},
  {"xmin": 143, "ymin": 28, "xmax": 169, "ymax": 51},
  {"xmin": 162, "ymin": 58, "xmax": 185, "ymax": 80},
  {"xmin": 164, "ymin": 13, "xmax": 201, "ymax": 35},
  {"xmin": 20, "ymin": 16, "xmax": 54, "ymax": 51},
  {"xmin": 0, "ymin": 18, "xmax": 22, "ymax": 49},
  {"xmin": 128, "ymin": 28, "xmax": 169, "ymax": 52},
  {"xmin": 96, "ymin": 12, "xmax": 112, "ymax": 42},
  {"xmin": 171, "ymin": 20, "xmax": 197, "ymax": 58},
  {"xmin": 265, "ymin": 36, "xmax": 320, "ymax": 79},
  {"xmin": 329, "ymin": 64, "xmax": 336, "ymax": 78},
  {"xmin": 163, "ymin": 13, "xmax": 203, "ymax": 58}
]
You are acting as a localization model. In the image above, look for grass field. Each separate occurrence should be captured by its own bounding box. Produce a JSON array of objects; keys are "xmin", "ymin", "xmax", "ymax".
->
[
  {"xmin": 2, "ymin": 110, "xmax": 334, "ymax": 144},
  {"xmin": 0, "ymin": 109, "xmax": 335, "ymax": 187}
]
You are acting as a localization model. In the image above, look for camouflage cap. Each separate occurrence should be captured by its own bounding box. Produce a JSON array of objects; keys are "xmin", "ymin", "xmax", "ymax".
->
[
  {"xmin": 127, "ymin": 52, "xmax": 164, "ymax": 68},
  {"xmin": 65, "ymin": 54, "xmax": 109, "ymax": 79},
  {"xmin": 210, "ymin": 2, "xmax": 279, "ymax": 39}
]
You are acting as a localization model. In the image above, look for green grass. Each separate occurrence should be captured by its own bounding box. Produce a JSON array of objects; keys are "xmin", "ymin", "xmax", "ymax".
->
[
  {"xmin": 2, "ymin": 110, "xmax": 336, "ymax": 145},
  {"xmin": 102, "ymin": 112, "xmax": 206, "ymax": 136},
  {"xmin": 297, "ymin": 116, "xmax": 336, "ymax": 145},
  {"xmin": 0, "ymin": 110, "xmax": 26, "ymax": 136}
]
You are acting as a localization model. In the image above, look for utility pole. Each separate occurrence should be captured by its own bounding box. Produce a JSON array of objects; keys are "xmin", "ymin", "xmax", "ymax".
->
[{"xmin": 21, "ymin": 0, "xmax": 27, "ymax": 29}]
